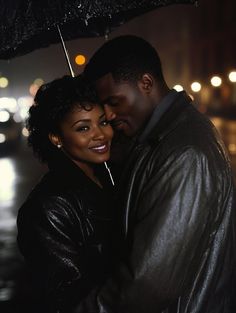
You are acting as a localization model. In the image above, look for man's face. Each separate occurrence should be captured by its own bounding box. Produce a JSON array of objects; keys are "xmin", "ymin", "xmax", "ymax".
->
[{"xmin": 95, "ymin": 73, "xmax": 153, "ymax": 137}]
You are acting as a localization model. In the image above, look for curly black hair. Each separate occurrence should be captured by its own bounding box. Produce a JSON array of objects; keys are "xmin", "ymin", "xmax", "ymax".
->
[{"xmin": 26, "ymin": 74, "xmax": 99, "ymax": 164}]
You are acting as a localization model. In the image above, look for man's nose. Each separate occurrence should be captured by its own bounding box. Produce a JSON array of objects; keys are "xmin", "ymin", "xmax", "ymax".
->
[{"xmin": 104, "ymin": 104, "xmax": 116, "ymax": 121}]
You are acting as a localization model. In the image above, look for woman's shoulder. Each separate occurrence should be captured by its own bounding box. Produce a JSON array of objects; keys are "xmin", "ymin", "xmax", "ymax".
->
[
  {"xmin": 18, "ymin": 167, "xmax": 114, "ymax": 232},
  {"xmin": 18, "ymin": 171, "xmax": 86, "ymax": 222}
]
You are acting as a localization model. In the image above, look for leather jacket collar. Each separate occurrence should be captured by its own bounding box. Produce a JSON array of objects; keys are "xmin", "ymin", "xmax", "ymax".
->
[{"xmin": 146, "ymin": 91, "xmax": 192, "ymax": 146}]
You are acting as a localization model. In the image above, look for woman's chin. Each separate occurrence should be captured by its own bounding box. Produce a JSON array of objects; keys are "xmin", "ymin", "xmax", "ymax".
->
[{"xmin": 93, "ymin": 154, "xmax": 110, "ymax": 164}]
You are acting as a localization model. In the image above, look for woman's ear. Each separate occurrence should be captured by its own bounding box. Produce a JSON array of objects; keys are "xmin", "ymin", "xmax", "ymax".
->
[
  {"xmin": 49, "ymin": 133, "xmax": 62, "ymax": 148},
  {"xmin": 138, "ymin": 73, "xmax": 153, "ymax": 94}
]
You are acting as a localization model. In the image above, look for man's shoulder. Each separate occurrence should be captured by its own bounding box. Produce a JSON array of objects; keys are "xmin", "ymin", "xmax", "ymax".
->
[
  {"xmin": 143, "ymin": 107, "xmax": 229, "ymax": 171},
  {"xmin": 151, "ymin": 104, "xmax": 220, "ymax": 148}
]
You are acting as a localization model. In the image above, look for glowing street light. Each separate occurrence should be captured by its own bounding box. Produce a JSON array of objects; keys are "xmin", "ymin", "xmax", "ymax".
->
[
  {"xmin": 22, "ymin": 127, "xmax": 29, "ymax": 137},
  {"xmin": 191, "ymin": 82, "xmax": 201, "ymax": 92},
  {"xmin": 173, "ymin": 84, "xmax": 183, "ymax": 92},
  {"xmin": 0, "ymin": 97, "xmax": 17, "ymax": 112},
  {"xmin": 0, "ymin": 134, "xmax": 6, "ymax": 143},
  {"xmin": 0, "ymin": 77, "xmax": 9, "ymax": 88},
  {"xmin": 34, "ymin": 78, "xmax": 44, "ymax": 86},
  {"xmin": 75, "ymin": 54, "xmax": 86, "ymax": 66},
  {"xmin": 29, "ymin": 83, "xmax": 39, "ymax": 96},
  {"xmin": 211, "ymin": 76, "xmax": 222, "ymax": 87},
  {"xmin": 228, "ymin": 71, "xmax": 236, "ymax": 83},
  {"xmin": 0, "ymin": 110, "xmax": 10, "ymax": 122}
]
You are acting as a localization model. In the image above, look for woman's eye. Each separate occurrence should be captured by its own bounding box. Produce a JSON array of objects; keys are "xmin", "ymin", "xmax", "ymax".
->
[{"xmin": 76, "ymin": 126, "xmax": 89, "ymax": 132}]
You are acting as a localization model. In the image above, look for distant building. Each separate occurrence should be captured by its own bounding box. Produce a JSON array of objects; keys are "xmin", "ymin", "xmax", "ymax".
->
[{"xmin": 189, "ymin": 0, "xmax": 236, "ymax": 115}]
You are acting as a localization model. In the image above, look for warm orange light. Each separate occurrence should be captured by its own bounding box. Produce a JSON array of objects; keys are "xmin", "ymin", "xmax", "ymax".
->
[
  {"xmin": 75, "ymin": 54, "xmax": 86, "ymax": 66},
  {"xmin": 34, "ymin": 78, "xmax": 44, "ymax": 86},
  {"xmin": 29, "ymin": 84, "xmax": 39, "ymax": 97}
]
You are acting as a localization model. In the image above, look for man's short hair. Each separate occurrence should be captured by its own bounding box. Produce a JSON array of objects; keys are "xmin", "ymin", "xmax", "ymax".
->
[{"xmin": 84, "ymin": 35, "xmax": 164, "ymax": 83}]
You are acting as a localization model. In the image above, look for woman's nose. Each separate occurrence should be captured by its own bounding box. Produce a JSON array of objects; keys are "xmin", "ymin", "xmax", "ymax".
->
[
  {"xmin": 104, "ymin": 104, "xmax": 116, "ymax": 121},
  {"xmin": 93, "ymin": 127, "xmax": 105, "ymax": 140}
]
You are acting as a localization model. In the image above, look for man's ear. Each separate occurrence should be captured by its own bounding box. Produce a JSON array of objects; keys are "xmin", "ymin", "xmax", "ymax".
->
[
  {"xmin": 49, "ymin": 133, "xmax": 61, "ymax": 148},
  {"xmin": 138, "ymin": 73, "xmax": 153, "ymax": 94}
]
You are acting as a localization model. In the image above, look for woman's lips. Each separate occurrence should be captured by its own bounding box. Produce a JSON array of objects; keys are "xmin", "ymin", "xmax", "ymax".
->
[{"xmin": 89, "ymin": 143, "xmax": 109, "ymax": 153}]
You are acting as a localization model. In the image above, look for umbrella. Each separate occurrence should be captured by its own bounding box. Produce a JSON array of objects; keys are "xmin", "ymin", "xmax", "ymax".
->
[
  {"xmin": 0, "ymin": 0, "xmax": 197, "ymax": 184},
  {"xmin": 0, "ymin": 0, "xmax": 197, "ymax": 60}
]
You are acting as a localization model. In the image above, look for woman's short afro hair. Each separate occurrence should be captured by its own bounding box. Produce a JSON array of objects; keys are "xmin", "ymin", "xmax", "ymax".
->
[{"xmin": 26, "ymin": 74, "xmax": 98, "ymax": 164}]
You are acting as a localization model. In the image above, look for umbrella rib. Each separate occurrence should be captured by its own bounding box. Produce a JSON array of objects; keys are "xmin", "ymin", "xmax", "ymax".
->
[{"xmin": 57, "ymin": 25, "xmax": 75, "ymax": 77}]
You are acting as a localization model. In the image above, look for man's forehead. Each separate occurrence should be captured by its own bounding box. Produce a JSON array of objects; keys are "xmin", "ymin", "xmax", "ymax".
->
[
  {"xmin": 96, "ymin": 74, "xmax": 133, "ymax": 91},
  {"xmin": 96, "ymin": 73, "xmax": 115, "ymax": 88}
]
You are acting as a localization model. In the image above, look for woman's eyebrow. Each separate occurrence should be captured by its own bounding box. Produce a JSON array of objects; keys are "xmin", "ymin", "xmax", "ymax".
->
[
  {"xmin": 71, "ymin": 119, "xmax": 91, "ymax": 127},
  {"xmin": 70, "ymin": 113, "xmax": 106, "ymax": 127}
]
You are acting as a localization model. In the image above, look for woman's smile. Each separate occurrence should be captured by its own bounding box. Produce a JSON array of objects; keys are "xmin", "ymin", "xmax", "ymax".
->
[{"xmin": 89, "ymin": 142, "xmax": 110, "ymax": 153}]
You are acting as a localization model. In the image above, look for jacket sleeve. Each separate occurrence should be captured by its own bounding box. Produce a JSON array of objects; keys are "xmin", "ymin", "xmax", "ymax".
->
[
  {"xmin": 17, "ymin": 195, "xmax": 98, "ymax": 312},
  {"xmin": 75, "ymin": 146, "xmax": 224, "ymax": 313}
]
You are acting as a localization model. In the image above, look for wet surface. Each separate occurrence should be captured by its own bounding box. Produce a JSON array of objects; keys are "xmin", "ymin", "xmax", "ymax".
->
[
  {"xmin": 0, "ymin": 138, "xmax": 46, "ymax": 312},
  {"xmin": 0, "ymin": 118, "xmax": 236, "ymax": 312}
]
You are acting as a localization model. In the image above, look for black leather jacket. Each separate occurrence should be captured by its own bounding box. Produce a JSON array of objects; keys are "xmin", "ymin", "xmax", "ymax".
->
[
  {"xmin": 17, "ymin": 152, "xmax": 115, "ymax": 313},
  {"xmin": 75, "ymin": 91, "xmax": 236, "ymax": 313}
]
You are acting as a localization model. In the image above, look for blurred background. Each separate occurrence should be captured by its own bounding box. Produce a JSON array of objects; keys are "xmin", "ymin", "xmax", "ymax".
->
[{"xmin": 0, "ymin": 0, "xmax": 236, "ymax": 312}]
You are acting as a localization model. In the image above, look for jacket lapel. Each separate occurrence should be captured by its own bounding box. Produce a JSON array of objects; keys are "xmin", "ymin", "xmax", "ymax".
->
[{"xmin": 147, "ymin": 91, "xmax": 192, "ymax": 145}]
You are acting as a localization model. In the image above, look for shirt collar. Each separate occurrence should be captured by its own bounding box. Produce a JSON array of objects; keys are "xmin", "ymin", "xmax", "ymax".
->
[{"xmin": 138, "ymin": 89, "xmax": 179, "ymax": 143}]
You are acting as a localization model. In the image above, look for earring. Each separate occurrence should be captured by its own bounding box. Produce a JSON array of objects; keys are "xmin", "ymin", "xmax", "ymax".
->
[{"xmin": 57, "ymin": 144, "xmax": 62, "ymax": 149}]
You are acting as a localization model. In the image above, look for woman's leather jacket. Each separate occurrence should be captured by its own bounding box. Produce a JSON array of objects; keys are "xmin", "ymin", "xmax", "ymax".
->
[{"xmin": 17, "ymin": 153, "xmax": 115, "ymax": 313}]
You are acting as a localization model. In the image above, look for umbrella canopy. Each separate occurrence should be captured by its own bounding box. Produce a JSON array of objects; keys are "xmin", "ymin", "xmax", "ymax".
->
[{"xmin": 0, "ymin": 0, "xmax": 196, "ymax": 60}]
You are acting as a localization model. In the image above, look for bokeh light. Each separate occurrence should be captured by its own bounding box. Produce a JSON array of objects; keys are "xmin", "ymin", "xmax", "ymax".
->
[
  {"xmin": 33, "ymin": 78, "xmax": 44, "ymax": 86},
  {"xmin": 0, "ymin": 77, "xmax": 9, "ymax": 88},
  {"xmin": 18, "ymin": 96, "xmax": 34, "ymax": 120},
  {"xmin": 173, "ymin": 84, "xmax": 183, "ymax": 92},
  {"xmin": 0, "ymin": 159, "xmax": 16, "ymax": 205},
  {"xmin": 0, "ymin": 110, "xmax": 10, "ymax": 122},
  {"xmin": 22, "ymin": 127, "xmax": 29, "ymax": 137},
  {"xmin": 228, "ymin": 71, "xmax": 236, "ymax": 83},
  {"xmin": 0, "ymin": 133, "xmax": 6, "ymax": 143},
  {"xmin": 75, "ymin": 54, "xmax": 86, "ymax": 66},
  {"xmin": 29, "ymin": 83, "xmax": 39, "ymax": 96},
  {"xmin": 191, "ymin": 82, "xmax": 201, "ymax": 92},
  {"xmin": 211, "ymin": 76, "xmax": 222, "ymax": 87},
  {"xmin": 0, "ymin": 97, "xmax": 18, "ymax": 112}
]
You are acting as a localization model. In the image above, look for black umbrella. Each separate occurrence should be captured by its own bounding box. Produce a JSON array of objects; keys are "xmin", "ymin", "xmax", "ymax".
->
[
  {"xmin": 0, "ymin": 0, "xmax": 197, "ymax": 184},
  {"xmin": 0, "ymin": 0, "xmax": 196, "ymax": 60}
]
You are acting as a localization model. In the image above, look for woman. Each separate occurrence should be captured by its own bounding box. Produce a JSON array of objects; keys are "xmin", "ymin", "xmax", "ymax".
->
[{"xmin": 17, "ymin": 75, "xmax": 115, "ymax": 313}]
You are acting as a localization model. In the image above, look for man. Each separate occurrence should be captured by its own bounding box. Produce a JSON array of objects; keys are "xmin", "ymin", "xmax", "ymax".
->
[{"xmin": 79, "ymin": 35, "xmax": 236, "ymax": 313}]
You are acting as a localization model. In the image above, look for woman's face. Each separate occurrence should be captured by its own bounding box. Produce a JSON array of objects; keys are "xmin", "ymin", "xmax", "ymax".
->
[{"xmin": 53, "ymin": 104, "xmax": 113, "ymax": 167}]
